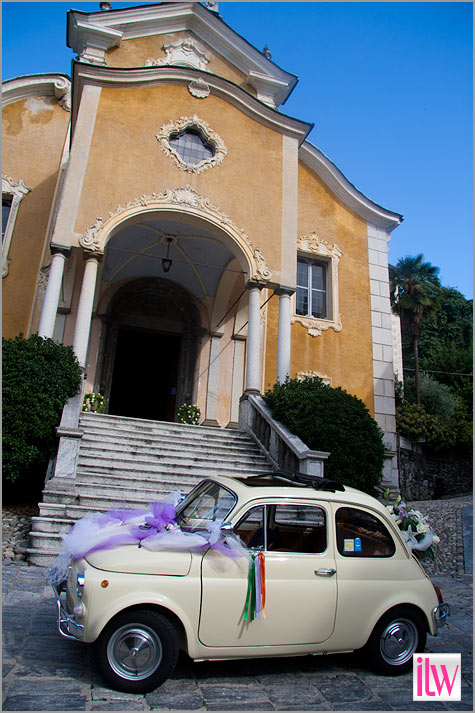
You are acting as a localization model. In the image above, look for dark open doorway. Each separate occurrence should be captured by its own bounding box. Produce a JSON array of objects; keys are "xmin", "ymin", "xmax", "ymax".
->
[{"xmin": 108, "ymin": 328, "xmax": 180, "ymax": 421}]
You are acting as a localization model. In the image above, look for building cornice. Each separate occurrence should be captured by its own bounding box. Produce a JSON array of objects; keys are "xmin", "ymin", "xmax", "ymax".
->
[
  {"xmin": 2, "ymin": 74, "xmax": 71, "ymax": 111},
  {"xmin": 299, "ymin": 142, "xmax": 403, "ymax": 232},
  {"xmin": 67, "ymin": 2, "xmax": 297, "ymax": 107},
  {"xmin": 71, "ymin": 62, "xmax": 312, "ymax": 144}
]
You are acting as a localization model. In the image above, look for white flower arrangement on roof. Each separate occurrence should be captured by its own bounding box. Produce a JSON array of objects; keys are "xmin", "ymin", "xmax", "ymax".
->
[{"xmin": 384, "ymin": 489, "xmax": 440, "ymax": 561}]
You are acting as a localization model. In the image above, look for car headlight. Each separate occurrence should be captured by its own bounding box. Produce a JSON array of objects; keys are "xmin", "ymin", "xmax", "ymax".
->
[{"xmin": 76, "ymin": 572, "xmax": 85, "ymax": 599}]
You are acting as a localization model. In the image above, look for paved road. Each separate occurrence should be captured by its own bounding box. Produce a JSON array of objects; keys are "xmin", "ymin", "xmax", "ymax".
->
[{"xmin": 2, "ymin": 566, "xmax": 472, "ymax": 711}]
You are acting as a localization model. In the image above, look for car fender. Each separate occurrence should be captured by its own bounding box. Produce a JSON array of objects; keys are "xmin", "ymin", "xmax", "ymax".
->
[{"xmin": 84, "ymin": 572, "xmax": 200, "ymax": 650}]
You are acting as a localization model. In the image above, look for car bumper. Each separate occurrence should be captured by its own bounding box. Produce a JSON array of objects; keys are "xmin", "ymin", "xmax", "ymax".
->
[
  {"xmin": 53, "ymin": 580, "xmax": 84, "ymax": 641},
  {"xmin": 432, "ymin": 602, "xmax": 450, "ymax": 632}
]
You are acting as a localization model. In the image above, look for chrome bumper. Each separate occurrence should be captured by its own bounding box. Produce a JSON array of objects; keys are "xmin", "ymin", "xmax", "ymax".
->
[
  {"xmin": 53, "ymin": 580, "xmax": 84, "ymax": 641},
  {"xmin": 432, "ymin": 602, "xmax": 450, "ymax": 631}
]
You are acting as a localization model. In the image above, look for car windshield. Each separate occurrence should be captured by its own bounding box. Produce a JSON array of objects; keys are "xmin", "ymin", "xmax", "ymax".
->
[{"xmin": 176, "ymin": 480, "xmax": 237, "ymax": 532}]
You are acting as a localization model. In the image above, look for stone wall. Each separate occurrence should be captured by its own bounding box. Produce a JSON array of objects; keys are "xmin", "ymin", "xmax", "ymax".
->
[{"xmin": 398, "ymin": 437, "xmax": 473, "ymax": 500}]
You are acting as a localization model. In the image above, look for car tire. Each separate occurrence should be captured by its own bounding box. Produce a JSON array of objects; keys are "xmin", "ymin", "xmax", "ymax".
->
[
  {"xmin": 363, "ymin": 606, "xmax": 427, "ymax": 676},
  {"xmin": 94, "ymin": 609, "xmax": 179, "ymax": 693}
]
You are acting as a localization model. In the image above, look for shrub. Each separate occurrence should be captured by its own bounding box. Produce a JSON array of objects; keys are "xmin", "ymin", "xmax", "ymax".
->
[
  {"xmin": 265, "ymin": 376, "xmax": 385, "ymax": 494},
  {"xmin": 3, "ymin": 334, "xmax": 82, "ymax": 499},
  {"xmin": 396, "ymin": 401, "xmax": 458, "ymax": 451}
]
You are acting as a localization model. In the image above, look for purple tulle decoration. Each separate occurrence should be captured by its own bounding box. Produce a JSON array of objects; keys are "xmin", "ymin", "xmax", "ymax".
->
[
  {"xmin": 103, "ymin": 506, "xmax": 149, "ymax": 523},
  {"xmin": 128, "ymin": 524, "xmax": 158, "ymax": 547},
  {"xmin": 145, "ymin": 501, "xmax": 177, "ymax": 531}
]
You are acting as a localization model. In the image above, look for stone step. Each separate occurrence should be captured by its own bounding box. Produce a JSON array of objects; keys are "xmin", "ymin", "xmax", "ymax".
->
[
  {"xmin": 74, "ymin": 469, "xmax": 211, "ymax": 489},
  {"xmin": 77, "ymin": 453, "xmax": 267, "ymax": 474},
  {"xmin": 42, "ymin": 486, "xmax": 191, "ymax": 511},
  {"xmin": 30, "ymin": 414, "xmax": 272, "ymax": 566},
  {"xmin": 81, "ymin": 433, "xmax": 265, "ymax": 460},
  {"xmin": 31, "ymin": 516, "xmax": 73, "ymax": 534},
  {"xmin": 79, "ymin": 414, "xmax": 250, "ymax": 441},
  {"xmin": 27, "ymin": 549, "xmax": 57, "ymax": 568}
]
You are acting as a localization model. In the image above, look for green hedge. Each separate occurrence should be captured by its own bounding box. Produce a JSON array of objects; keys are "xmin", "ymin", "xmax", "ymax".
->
[
  {"xmin": 265, "ymin": 376, "xmax": 385, "ymax": 494},
  {"xmin": 3, "ymin": 334, "xmax": 82, "ymax": 499}
]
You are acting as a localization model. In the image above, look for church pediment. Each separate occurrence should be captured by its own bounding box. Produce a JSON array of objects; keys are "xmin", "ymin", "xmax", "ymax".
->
[{"xmin": 67, "ymin": 2, "xmax": 297, "ymax": 108}]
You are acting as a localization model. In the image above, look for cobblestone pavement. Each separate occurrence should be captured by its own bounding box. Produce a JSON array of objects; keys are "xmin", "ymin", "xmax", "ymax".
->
[{"xmin": 2, "ymin": 565, "xmax": 472, "ymax": 711}]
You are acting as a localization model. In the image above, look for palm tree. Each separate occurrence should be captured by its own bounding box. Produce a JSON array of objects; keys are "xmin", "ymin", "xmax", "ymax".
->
[{"xmin": 390, "ymin": 254, "xmax": 440, "ymax": 404}]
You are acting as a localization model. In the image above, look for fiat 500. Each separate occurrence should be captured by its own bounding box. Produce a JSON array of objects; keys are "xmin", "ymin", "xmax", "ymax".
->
[{"xmin": 51, "ymin": 471, "xmax": 449, "ymax": 693}]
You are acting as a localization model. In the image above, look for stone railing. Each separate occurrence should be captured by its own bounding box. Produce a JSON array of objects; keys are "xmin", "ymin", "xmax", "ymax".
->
[
  {"xmin": 239, "ymin": 393, "xmax": 329, "ymax": 476},
  {"xmin": 45, "ymin": 375, "xmax": 85, "ymax": 490}
]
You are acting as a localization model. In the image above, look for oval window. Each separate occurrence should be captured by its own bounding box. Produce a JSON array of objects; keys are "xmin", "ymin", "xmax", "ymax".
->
[{"xmin": 168, "ymin": 129, "xmax": 215, "ymax": 165}]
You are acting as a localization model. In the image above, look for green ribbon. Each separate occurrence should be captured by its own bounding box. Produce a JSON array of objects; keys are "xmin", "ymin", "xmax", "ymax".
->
[{"xmin": 244, "ymin": 554, "xmax": 256, "ymax": 622}]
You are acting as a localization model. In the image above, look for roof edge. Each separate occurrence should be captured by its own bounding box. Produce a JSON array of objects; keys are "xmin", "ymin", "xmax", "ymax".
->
[{"xmin": 300, "ymin": 141, "xmax": 403, "ymax": 232}]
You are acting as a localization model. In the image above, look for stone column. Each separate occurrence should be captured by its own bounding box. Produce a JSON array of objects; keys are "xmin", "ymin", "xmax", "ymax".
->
[
  {"xmin": 245, "ymin": 283, "xmax": 262, "ymax": 393},
  {"xmin": 73, "ymin": 253, "xmax": 101, "ymax": 368},
  {"xmin": 37, "ymin": 248, "xmax": 70, "ymax": 339},
  {"xmin": 228, "ymin": 334, "xmax": 246, "ymax": 427},
  {"xmin": 203, "ymin": 331, "xmax": 223, "ymax": 426},
  {"xmin": 276, "ymin": 288, "xmax": 294, "ymax": 383}
]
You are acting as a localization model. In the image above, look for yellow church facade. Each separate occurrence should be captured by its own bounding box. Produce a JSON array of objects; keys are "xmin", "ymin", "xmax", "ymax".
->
[{"xmin": 2, "ymin": 3, "xmax": 402, "ymax": 487}]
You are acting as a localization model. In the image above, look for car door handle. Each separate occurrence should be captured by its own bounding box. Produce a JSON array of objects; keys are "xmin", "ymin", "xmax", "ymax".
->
[{"xmin": 314, "ymin": 568, "xmax": 336, "ymax": 577}]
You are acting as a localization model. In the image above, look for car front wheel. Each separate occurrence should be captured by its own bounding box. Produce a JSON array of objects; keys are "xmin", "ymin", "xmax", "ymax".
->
[
  {"xmin": 95, "ymin": 610, "xmax": 179, "ymax": 693},
  {"xmin": 363, "ymin": 606, "xmax": 427, "ymax": 675}
]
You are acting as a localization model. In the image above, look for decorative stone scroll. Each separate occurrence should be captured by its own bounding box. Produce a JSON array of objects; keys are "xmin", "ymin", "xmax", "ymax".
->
[
  {"xmin": 2, "ymin": 174, "xmax": 31, "ymax": 277},
  {"xmin": 52, "ymin": 77, "xmax": 71, "ymax": 112},
  {"xmin": 78, "ymin": 186, "xmax": 272, "ymax": 284},
  {"xmin": 145, "ymin": 38, "xmax": 211, "ymax": 71},
  {"xmin": 292, "ymin": 231, "xmax": 343, "ymax": 337},
  {"xmin": 157, "ymin": 115, "xmax": 226, "ymax": 174}
]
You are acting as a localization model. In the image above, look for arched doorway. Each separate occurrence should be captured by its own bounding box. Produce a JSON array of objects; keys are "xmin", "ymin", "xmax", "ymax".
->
[{"xmin": 97, "ymin": 278, "xmax": 202, "ymax": 421}]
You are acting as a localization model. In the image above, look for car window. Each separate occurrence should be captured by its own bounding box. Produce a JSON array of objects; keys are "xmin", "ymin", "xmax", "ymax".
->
[
  {"xmin": 336, "ymin": 507, "xmax": 395, "ymax": 557},
  {"xmin": 234, "ymin": 506, "xmax": 266, "ymax": 549},
  {"xmin": 272, "ymin": 504, "xmax": 327, "ymax": 553},
  {"xmin": 177, "ymin": 480, "xmax": 236, "ymax": 532}
]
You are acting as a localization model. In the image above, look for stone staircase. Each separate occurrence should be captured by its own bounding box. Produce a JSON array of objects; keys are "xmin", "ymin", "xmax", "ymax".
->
[{"xmin": 27, "ymin": 412, "xmax": 272, "ymax": 566}]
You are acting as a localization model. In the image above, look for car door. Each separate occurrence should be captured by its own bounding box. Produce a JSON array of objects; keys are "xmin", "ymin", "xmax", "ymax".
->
[{"xmin": 198, "ymin": 500, "xmax": 337, "ymax": 648}]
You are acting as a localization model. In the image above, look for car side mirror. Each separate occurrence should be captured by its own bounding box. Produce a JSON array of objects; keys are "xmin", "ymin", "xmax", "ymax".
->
[{"xmin": 220, "ymin": 522, "xmax": 234, "ymax": 534}]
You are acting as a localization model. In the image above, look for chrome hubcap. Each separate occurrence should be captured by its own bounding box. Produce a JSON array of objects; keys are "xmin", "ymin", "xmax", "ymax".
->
[
  {"xmin": 107, "ymin": 624, "xmax": 162, "ymax": 681},
  {"xmin": 380, "ymin": 618, "xmax": 418, "ymax": 665}
]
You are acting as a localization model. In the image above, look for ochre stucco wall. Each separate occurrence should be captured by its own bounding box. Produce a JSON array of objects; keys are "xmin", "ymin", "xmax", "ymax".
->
[
  {"xmin": 105, "ymin": 31, "xmax": 251, "ymax": 92},
  {"xmin": 2, "ymin": 97, "xmax": 70, "ymax": 338},
  {"xmin": 264, "ymin": 161, "xmax": 375, "ymax": 413},
  {"xmin": 71, "ymin": 84, "xmax": 283, "ymax": 274}
]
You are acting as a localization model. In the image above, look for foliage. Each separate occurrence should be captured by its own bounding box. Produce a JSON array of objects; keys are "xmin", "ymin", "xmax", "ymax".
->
[
  {"xmin": 265, "ymin": 376, "xmax": 385, "ymax": 495},
  {"xmin": 416, "ymin": 287, "xmax": 473, "ymax": 412},
  {"xmin": 403, "ymin": 373, "xmax": 459, "ymax": 420},
  {"xmin": 3, "ymin": 334, "xmax": 82, "ymax": 497},
  {"xmin": 176, "ymin": 403, "xmax": 201, "ymax": 425},
  {"xmin": 83, "ymin": 393, "xmax": 106, "ymax": 413},
  {"xmin": 396, "ymin": 402, "xmax": 457, "ymax": 451},
  {"xmin": 390, "ymin": 254, "xmax": 441, "ymax": 404}
]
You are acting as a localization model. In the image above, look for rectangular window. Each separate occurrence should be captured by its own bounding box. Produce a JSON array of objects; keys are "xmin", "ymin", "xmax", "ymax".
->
[
  {"xmin": 296, "ymin": 257, "xmax": 328, "ymax": 319},
  {"xmin": 336, "ymin": 507, "xmax": 395, "ymax": 558},
  {"xmin": 2, "ymin": 197, "xmax": 12, "ymax": 243}
]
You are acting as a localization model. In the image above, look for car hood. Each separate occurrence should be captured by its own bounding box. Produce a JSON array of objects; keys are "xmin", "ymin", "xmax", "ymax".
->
[{"xmin": 85, "ymin": 545, "xmax": 192, "ymax": 575}]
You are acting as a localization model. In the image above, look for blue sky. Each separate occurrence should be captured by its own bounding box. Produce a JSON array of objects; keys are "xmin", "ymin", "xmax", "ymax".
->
[{"xmin": 2, "ymin": 1, "xmax": 473, "ymax": 299}]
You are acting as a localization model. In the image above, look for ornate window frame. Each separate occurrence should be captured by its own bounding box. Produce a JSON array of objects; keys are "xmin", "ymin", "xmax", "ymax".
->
[
  {"xmin": 157, "ymin": 115, "xmax": 227, "ymax": 174},
  {"xmin": 2, "ymin": 174, "xmax": 30, "ymax": 277},
  {"xmin": 291, "ymin": 232, "xmax": 342, "ymax": 337}
]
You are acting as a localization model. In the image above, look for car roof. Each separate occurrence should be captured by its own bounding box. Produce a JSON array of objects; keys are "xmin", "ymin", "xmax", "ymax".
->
[{"xmin": 210, "ymin": 473, "xmax": 390, "ymax": 517}]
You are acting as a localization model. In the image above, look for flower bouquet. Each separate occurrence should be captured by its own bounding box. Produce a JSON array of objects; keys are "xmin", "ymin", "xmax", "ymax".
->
[{"xmin": 384, "ymin": 489, "xmax": 440, "ymax": 561}]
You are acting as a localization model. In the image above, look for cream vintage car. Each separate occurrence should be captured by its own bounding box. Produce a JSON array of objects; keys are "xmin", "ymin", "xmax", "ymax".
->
[{"xmin": 52, "ymin": 471, "xmax": 449, "ymax": 693}]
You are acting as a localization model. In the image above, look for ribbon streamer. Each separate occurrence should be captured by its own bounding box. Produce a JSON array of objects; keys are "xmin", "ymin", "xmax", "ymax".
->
[{"xmin": 244, "ymin": 552, "xmax": 266, "ymax": 622}]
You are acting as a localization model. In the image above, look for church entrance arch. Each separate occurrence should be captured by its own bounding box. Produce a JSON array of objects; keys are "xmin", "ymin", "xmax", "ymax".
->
[{"xmin": 98, "ymin": 278, "xmax": 202, "ymax": 422}]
